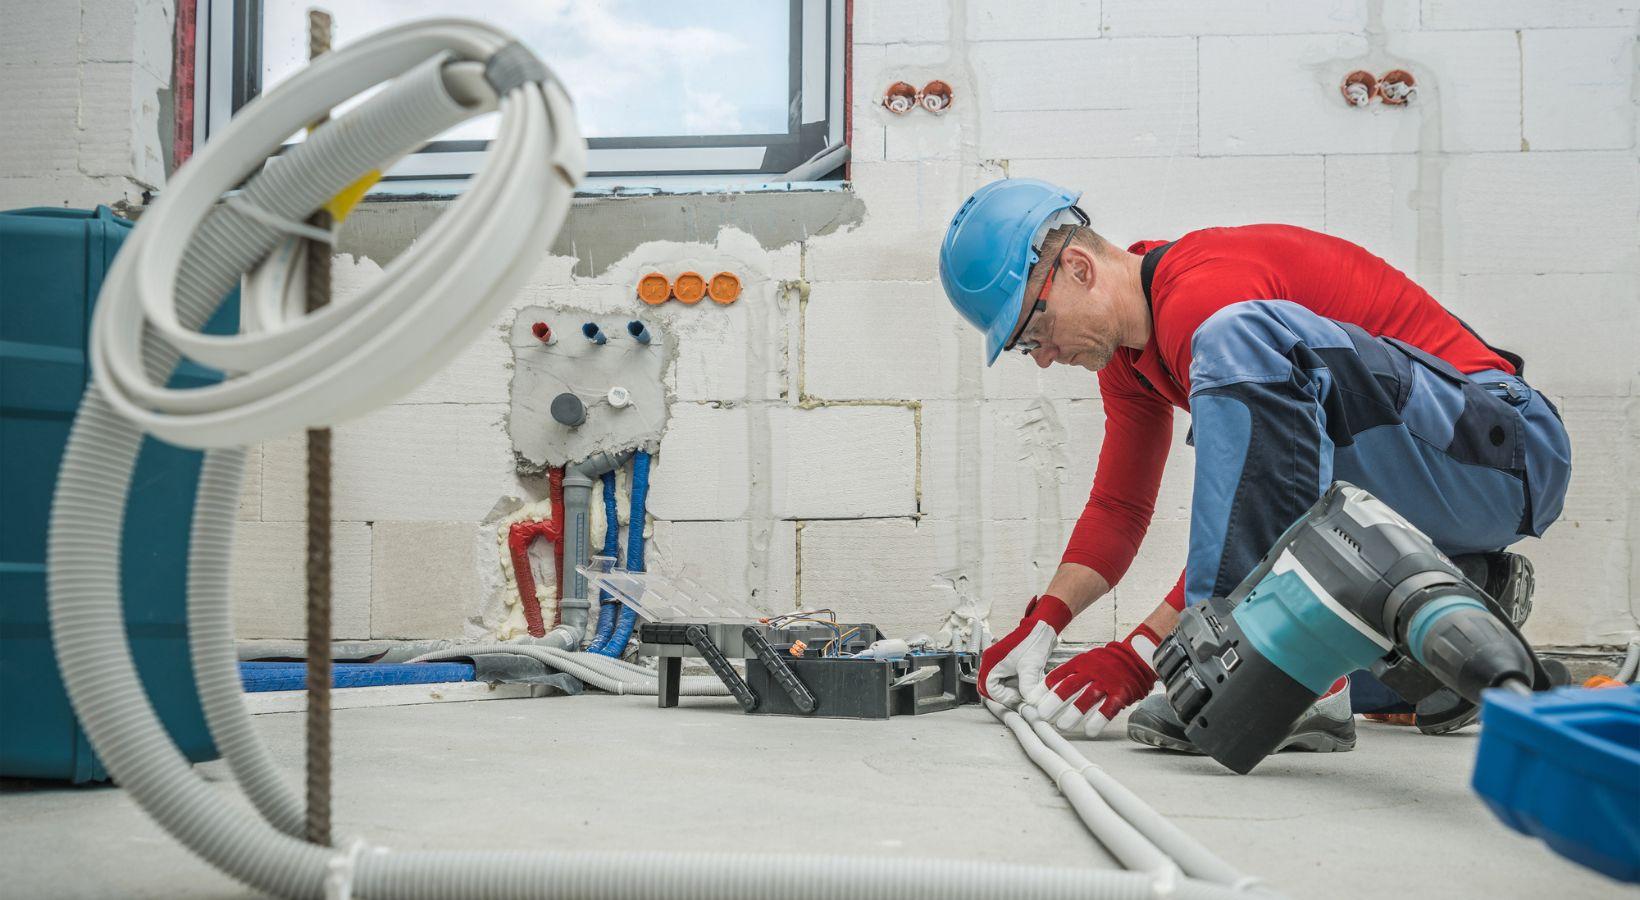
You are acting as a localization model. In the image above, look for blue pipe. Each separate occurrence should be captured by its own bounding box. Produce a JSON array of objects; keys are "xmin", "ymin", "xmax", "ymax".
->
[
  {"xmin": 582, "ymin": 322, "xmax": 606, "ymax": 345},
  {"xmin": 627, "ymin": 320, "xmax": 652, "ymax": 345},
  {"xmin": 583, "ymin": 471, "xmax": 622, "ymax": 653},
  {"xmin": 600, "ymin": 451, "xmax": 650, "ymax": 656}
]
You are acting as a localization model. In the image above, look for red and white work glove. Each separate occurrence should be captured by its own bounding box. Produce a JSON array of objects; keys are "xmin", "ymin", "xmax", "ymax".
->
[
  {"xmin": 979, "ymin": 595, "xmax": 1074, "ymax": 708},
  {"xmin": 1033, "ymin": 624, "xmax": 1161, "ymax": 738}
]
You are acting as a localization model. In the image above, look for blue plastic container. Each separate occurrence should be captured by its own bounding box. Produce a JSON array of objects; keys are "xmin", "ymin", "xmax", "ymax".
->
[
  {"xmin": 1472, "ymin": 684, "xmax": 1640, "ymax": 883},
  {"xmin": 1, "ymin": 206, "xmax": 235, "ymax": 782}
]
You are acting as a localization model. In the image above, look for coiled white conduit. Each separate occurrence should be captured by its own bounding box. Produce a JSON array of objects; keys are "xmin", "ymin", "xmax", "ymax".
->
[{"xmin": 49, "ymin": 18, "xmax": 1264, "ymax": 899}]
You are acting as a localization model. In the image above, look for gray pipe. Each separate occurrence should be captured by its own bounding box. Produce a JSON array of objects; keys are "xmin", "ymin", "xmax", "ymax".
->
[
  {"xmin": 1617, "ymin": 639, "xmax": 1640, "ymax": 683},
  {"xmin": 561, "ymin": 449, "xmax": 628, "ymax": 617},
  {"xmin": 781, "ymin": 141, "xmax": 850, "ymax": 182},
  {"xmin": 1017, "ymin": 705, "xmax": 1268, "ymax": 892}
]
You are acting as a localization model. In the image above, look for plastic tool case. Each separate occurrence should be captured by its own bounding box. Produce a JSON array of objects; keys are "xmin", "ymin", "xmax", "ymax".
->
[
  {"xmin": 584, "ymin": 561, "xmax": 979, "ymax": 719},
  {"xmin": 1, "ymin": 207, "xmax": 234, "ymax": 782}
]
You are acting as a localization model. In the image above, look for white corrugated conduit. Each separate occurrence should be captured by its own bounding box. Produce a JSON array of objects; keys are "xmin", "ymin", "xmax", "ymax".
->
[{"xmin": 48, "ymin": 18, "xmax": 1272, "ymax": 899}]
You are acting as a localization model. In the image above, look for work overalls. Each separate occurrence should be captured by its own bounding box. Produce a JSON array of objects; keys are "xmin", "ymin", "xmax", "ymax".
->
[{"xmin": 1145, "ymin": 246, "xmax": 1573, "ymax": 705}]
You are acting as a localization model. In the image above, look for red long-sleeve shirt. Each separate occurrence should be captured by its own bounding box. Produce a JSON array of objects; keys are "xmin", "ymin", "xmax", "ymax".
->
[{"xmin": 1064, "ymin": 225, "xmax": 1513, "ymax": 607}]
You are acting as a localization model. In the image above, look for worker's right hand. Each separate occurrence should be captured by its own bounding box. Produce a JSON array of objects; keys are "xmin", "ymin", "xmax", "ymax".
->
[{"xmin": 978, "ymin": 595, "xmax": 1074, "ymax": 708}]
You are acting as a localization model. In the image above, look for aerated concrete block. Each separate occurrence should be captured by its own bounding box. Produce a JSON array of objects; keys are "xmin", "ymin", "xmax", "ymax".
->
[
  {"xmin": 1522, "ymin": 28, "xmax": 1637, "ymax": 152},
  {"xmin": 973, "ymin": 38, "xmax": 1198, "ymax": 159},
  {"xmin": 261, "ymin": 403, "xmax": 519, "ymax": 523},
  {"xmin": 1102, "ymin": 0, "xmax": 1384, "ymax": 35},
  {"xmin": 1450, "ymin": 273, "xmax": 1640, "ymax": 398},
  {"xmin": 1010, "ymin": 155, "xmax": 1326, "ymax": 249},
  {"xmin": 232, "ymin": 522, "xmax": 371, "ymax": 640},
  {"xmin": 647, "ymin": 519, "xmax": 798, "ymax": 614},
  {"xmin": 804, "ymin": 281, "xmax": 967, "ymax": 400},
  {"xmin": 1420, "ymin": 0, "xmax": 1640, "ymax": 30},
  {"xmin": 371, "ymin": 521, "xmax": 480, "ymax": 639},
  {"xmin": 1201, "ymin": 31, "xmax": 1520, "ymax": 156}
]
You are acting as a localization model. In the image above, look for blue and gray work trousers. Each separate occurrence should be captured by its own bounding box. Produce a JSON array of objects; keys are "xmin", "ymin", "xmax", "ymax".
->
[{"xmin": 1181, "ymin": 301, "xmax": 1572, "ymax": 709}]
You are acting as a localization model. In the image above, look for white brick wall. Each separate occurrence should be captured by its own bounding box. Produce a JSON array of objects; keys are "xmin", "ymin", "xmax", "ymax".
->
[
  {"xmin": 10, "ymin": 1, "xmax": 1635, "ymax": 649},
  {"xmin": 0, "ymin": 0, "xmax": 171, "ymax": 208}
]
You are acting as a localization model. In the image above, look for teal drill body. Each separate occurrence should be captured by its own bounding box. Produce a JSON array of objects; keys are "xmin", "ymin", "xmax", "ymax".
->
[{"xmin": 1153, "ymin": 482, "xmax": 1543, "ymax": 774}]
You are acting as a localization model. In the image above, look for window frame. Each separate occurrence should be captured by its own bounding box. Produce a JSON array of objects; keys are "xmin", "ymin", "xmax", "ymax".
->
[{"xmin": 194, "ymin": 0, "xmax": 848, "ymax": 192}]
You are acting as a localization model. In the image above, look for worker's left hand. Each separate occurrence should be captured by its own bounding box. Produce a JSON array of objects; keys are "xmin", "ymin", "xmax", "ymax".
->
[{"xmin": 1033, "ymin": 624, "xmax": 1160, "ymax": 738}]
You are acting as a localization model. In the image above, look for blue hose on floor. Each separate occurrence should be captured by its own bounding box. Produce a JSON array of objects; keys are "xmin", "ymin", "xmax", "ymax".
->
[
  {"xmin": 584, "ymin": 470, "xmax": 621, "ymax": 653},
  {"xmin": 600, "ymin": 450, "xmax": 649, "ymax": 656}
]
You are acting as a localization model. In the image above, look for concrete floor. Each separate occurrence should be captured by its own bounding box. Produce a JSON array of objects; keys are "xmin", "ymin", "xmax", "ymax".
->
[{"xmin": 0, "ymin": 692, "xmax": 1625, "ymax": 899}]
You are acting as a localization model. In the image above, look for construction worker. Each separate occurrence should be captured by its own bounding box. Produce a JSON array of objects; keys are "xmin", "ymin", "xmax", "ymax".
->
[{"xmin": 939, "ymin": 179, "xmax": 1571, "ymax": 752}]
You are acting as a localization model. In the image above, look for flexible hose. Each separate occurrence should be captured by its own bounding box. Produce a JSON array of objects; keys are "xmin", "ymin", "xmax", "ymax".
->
[
  {"xmin": 601, "ymin": 451, "xmax": 649, "ymax": 656},
  {"xmin": 189, "ymin": 447, "xmax": 307, "ymax": 837},
  {"xmin": 585, "ymin": 471, "xmax": 621, "ymax": 653}
]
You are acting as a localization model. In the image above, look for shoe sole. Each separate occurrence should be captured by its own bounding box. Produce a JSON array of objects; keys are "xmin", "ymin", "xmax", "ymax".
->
[{"xmin": 1128, "ymin": 713, "xmax": 1357, "ymax": 755}]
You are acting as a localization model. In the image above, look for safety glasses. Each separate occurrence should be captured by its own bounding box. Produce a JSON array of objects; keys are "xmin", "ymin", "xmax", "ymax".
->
[{"xmin": 1007, "ymin": 207, "xmax": 1088, "ymax": 354}]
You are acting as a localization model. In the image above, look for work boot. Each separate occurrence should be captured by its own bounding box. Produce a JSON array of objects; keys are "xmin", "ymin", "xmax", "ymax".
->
[
  {"xmin": 1455, "ymin": 550, "xmax": 1534, "ymax": 628},
  {"xmin": 1127, "ymin": 677, "xmax": 1356, "ymax": 755},
  {"xmin": 1414, "ymin": 551, "xmax": 1536, "ymax": 735}
]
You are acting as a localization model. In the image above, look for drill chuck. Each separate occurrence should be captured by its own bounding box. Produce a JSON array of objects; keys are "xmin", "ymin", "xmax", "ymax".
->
[{"xmin": 1402, "ymin": 591, "xmax": 1535, "ymax": 701}]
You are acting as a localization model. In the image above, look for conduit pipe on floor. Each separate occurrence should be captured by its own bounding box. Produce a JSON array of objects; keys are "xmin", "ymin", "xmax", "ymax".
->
[
  {"xmin": 988, "ymin": 701, "xmax": 1180, "ymax": 878},
  {"xmin": 1012, "ymin": 705, "xmax": 1268, "ymax": 892},
  {"xmin": 409, "ymin": 644, "xmax": 729, "ymax": 697}
]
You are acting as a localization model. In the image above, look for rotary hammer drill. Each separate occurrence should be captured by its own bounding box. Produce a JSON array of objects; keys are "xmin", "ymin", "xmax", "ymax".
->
[{"xmin": 1153, "ymin": 482, "xmax": 1553, "ymax": 774}]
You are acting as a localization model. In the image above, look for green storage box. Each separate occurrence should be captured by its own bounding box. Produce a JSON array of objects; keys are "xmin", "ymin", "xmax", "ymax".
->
[{"xmin": 1, "ymin": 206, "xmax": 234, "ymax": 782}]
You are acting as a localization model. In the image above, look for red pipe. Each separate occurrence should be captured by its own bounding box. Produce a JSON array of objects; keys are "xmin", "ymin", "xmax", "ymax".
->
[
  {"xmin": 507, "ymin": 519, "xmax": 561, "ymax": 638},
  {"xmin": 548, "ymin": 466, "xmax": 566, "ymax": 627}
]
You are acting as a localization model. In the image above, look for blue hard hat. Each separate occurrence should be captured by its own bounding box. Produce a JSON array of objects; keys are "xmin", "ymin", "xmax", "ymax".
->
[{"xmin": 939, "ymin": 178, "xmax": 1082, "ymax": 365}]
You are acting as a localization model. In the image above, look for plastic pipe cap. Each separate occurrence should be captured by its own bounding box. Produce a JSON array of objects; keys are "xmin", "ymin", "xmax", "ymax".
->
[
  {"xmin": 708, "ymin": 271, "xmax": 742, "ymax": 304},
  {"xmin": 673, "ymin": 271, "xmax": 707, "ymax": 304},
  {"xmin": 551, "ymin": 392, "xmax": 586, "ymax": 427},
  {"xmin": 637, "ymin": 272, "xmax": 671, "ymax": 305},
  {"xmin": 607, "ymin": 386, "xmax": 631, "ymax": 409}
]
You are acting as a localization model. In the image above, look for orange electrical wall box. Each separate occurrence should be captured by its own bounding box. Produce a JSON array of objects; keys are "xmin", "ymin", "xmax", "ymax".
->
[
  {"xmin": 672, "ymin": 271, "xmax": 707, "ymax": 304},
  {"xmin": 637, "ymin": 272, "xmax": 672, "ymax": 305},
  {"xmin": 708, "ymin": 271, "xmax": 742, "ymax": 304}
]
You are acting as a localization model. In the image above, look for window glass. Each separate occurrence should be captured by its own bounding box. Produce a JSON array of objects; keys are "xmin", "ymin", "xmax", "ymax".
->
[{"xmin": 260, "ymin": 1, "xmax": 792, "ymax": 140}]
